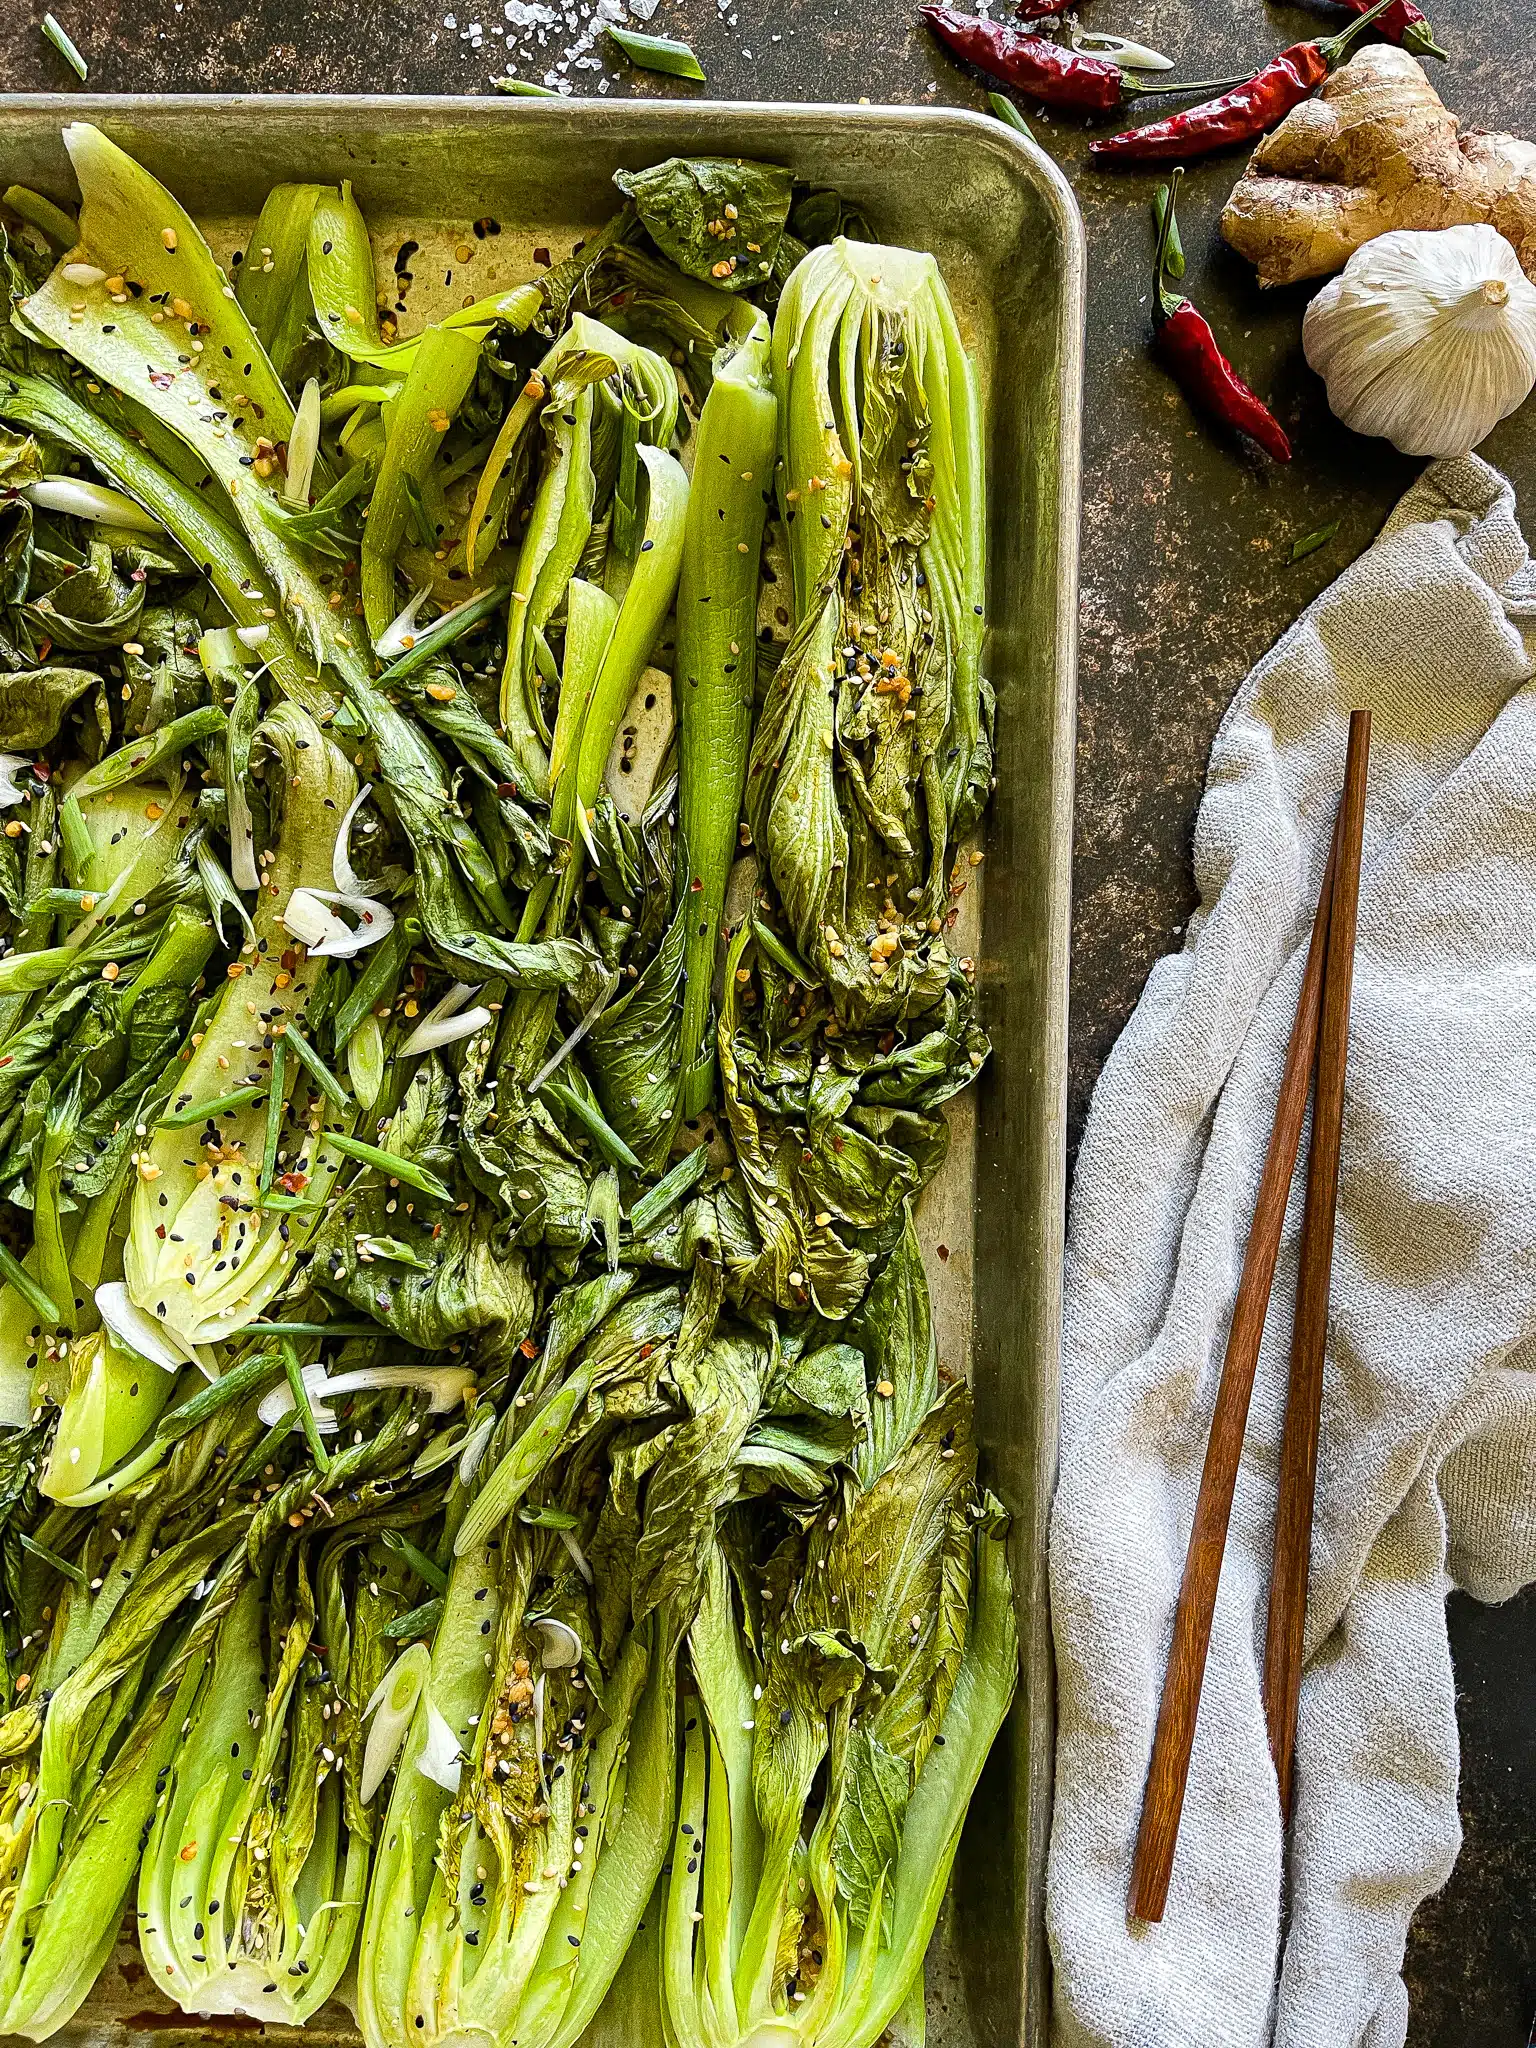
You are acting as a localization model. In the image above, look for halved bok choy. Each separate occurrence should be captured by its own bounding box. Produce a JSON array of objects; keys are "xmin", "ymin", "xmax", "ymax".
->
[{"xmin": 124, "ymin": 701, "xmax": 360, "ymax": 1355}]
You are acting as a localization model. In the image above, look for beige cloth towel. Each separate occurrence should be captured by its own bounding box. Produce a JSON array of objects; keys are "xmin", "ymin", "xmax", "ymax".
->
[{"xmin": 1047, "ymin": 456, "xmax": 1536, "ymax": 2048}]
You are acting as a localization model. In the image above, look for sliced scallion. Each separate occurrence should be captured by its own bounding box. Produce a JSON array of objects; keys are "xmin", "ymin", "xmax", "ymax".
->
[
  {"xmin": 158, "ymin": 1084, "xmax": 267, "ymax": 1129},
  {"xmin": 628, "ymin": 1143, "xmax": 711, "ymax": 1236},
  {"xmin": 19, "ymin": 1533, "xmax": 88, "ymax": 1585},
  {"xmin": 605, "ymin": 25, "xmax": 706, "ymax": 79},
  {"xmin": 380, "ymin": 1530, "xmax": 449, "ymax": 1593},
  {"xmin": 382, "ymin": 1596, "xmax": 444, "ymax": 1641},
  {"xmin": 154, "ymin": 1349, "xmax": 285, "ymax": 1444},
  {"xmin": 321, "ymin": 1130, "xmax": 453, "ymax": 1203},
  {"xmin": 2, "ymin": 185, "xmax": 78, "ymax": 249},
  {"xmin": 987, "ymin": 94, "xmax": 1033, "ymax": 142},
  {"xmin": 41, "ymin": 13, "xmax": 88, "ymax": 80},
  {"xmin": 278, "ymin": 1019, "xmax": 352, "ymax": 1112},
  {"xmin": 281, "ymin": 1338, "xmax": 331, "ymax": 1474},
  {"xmin": 0, "ymin": 1245, "xmax": 60, "ymax": 1327}
]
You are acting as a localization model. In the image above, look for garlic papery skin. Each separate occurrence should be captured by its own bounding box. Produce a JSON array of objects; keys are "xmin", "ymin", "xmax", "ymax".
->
[{"xmin": 1303, "ymin": 225, "xmax": 1536, "ymax": 458}]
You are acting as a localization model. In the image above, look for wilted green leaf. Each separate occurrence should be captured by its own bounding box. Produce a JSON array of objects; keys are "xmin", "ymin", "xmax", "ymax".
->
[
  {"xmin": 614, "ymin": 159, "xmax": 792, "ymax": 291},
  {"xmin": 0, "ymin": 663, "xmax": 98, "ymax": 746}
]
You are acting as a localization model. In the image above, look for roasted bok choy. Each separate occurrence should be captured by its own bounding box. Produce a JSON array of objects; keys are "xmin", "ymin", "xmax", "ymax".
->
[{"xmin": 0, "ymin": 135, "xmax": 1012, "ymax": 2046}]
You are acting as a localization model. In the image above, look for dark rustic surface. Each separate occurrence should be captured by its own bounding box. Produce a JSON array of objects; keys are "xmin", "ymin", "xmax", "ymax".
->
[{"xmin": 5, "ymin": 0, "xmax": 1536, "ymax": 2038}]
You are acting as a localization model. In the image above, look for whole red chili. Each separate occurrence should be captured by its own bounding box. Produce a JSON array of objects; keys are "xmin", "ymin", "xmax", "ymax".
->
[
  {"xmin": 1090, "ymin": 0, "xmax": 1397, "ymax": 162},
  {"xmin": 1331, "ymin": 0, "xmax": 1445, "ymax": 61},
  {"xmin": 1152, "ymin": 173, "xmax": 1292, "ymax": 464},
  {"xmin": 922, "ymin": 8, "xmax": 1243, "ymax": 116}
]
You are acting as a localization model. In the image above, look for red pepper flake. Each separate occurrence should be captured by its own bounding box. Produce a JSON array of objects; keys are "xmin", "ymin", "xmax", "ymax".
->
[
  {"xmin": 518, "ymin": 1338, "xmax": 539, "ymax": 1358},
  {"xmin": 532, "ymin": 246, "xmax": 552, "ymax": 268},
  {"xmin": 276, "ymin": 1170, "xmax": 309, "ymax": 1195}
]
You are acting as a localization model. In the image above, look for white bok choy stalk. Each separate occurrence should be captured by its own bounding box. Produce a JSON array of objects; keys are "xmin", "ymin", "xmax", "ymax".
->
[
  {"xmin": 357, "ymin": 1276, "xmax": 691, "ymax": 2048},
  {"xmin": 498, "ymin": 428, "xmax": 689, "ymax": 1094},
  {"xmin": 39, "ymin": 1323, "xmax": 182, "ymax": 1506},
  {"xmin": 750, "ymin": 237, "xmax": 991, "ymax": 1034},
  {"xmin": 137, "ymin": 1496, "xmax": 420, "ymax": 2027},
  {"xmin": 356, "ymin": 1532, "xmax": 675, "ymax": 2048},
  {"xmin": 125, "ymin": 701, "xmax": 359, "ymax": 1356},
  {"xmin": 0, "ymin": 1486, "xmax": 255, "ymax": 2041},
  {"xmin": 670, "ymin": 303, "xmax": 778, "ymax": 1122},
  {"xmin": 658, "ymin": 1388, "xmax": 1018, "ymax": 2048}
]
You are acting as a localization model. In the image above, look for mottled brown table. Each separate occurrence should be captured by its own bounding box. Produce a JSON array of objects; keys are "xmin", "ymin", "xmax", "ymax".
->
[{"xmin": 5, "ymin": 0, "xmax": 1535, "ymax": 2037}]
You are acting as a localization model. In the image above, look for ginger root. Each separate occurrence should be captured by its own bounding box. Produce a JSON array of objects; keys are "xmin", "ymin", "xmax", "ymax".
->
[{"xmin": 1222, "ymin": 44, "xmax": 1536, "ymax": 288}]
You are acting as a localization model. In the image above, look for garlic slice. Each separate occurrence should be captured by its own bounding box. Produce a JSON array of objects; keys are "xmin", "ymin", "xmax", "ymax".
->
[
  {"xmin": 281, "ymin": 883, "xmax": 395, "ymax": 959},
  {"xmin": 401, "ymin": 982, "xmax": 492, "ymax": 1057},
  {"xmin": 375, "ymin": 585, "xmax": 434, "ymax": 661},
  {"xmin": 0, "ymin": 755, "xmax": 34, "ymax": 808},
  {"xmin": 23, "ymin": 476, "xmax": 163, "ymax": 534},
  {"xmin": 417, "ymin": 1704, "xmax": 463, "ymax": 1793},
  {"xmin": 361, "ymin": 1642, "xmax": 431, "ymax": 1803},
  {"xmin": 258, "ymin": 1362, "xmax": 476, "ymax": 1432},
  {"xmin": 331, "ymin": 781, "xmax": 376, "ymax": 895},
  {"xmin": 529, "ymin": 1616, "xmax": 582, "ymax": 1670},
  {"xmin": 1070, "ymin": 28, "xmax": 1172, "ymax": 70}
]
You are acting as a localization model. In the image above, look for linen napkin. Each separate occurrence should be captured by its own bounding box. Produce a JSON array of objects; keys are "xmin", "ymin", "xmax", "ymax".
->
[{"xmin": 1046, "ymin": 454, "xmax": 1536, "ymax": 2048}]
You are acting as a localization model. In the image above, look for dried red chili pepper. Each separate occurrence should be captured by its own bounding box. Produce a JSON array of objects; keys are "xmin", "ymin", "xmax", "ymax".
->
[
  {"xmin": 1151, "ymin": 173, "xmax": 1292, "ymax": 464},
  {"xmin": 1090, "ymin": 0, "xmax": 1396, "ymax": 161},
  {"xmin": 922, "ymin": 8, "xmax": 1243, "ymax": 116},
  {"xmin": 1331, "ymin": 0, "xmax": 1445, "ymax": 61}
]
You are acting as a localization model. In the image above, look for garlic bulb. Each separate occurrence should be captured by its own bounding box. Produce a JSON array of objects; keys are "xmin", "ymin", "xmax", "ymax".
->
[{"xmin": 1302, "ymin": 225, "xmax": 1536, "ymax": 458}]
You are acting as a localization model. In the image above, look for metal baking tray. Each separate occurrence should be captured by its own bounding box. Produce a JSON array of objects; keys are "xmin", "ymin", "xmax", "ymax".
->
[{"xmin": 0, "ymin": 94, "xmax": 1082, "ymax": 2048}]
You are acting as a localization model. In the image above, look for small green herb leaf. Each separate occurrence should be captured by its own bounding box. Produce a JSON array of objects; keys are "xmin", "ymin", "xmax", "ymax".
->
[
  {"xmin": 159, "ymin": 1084, "xmax": 267, "ymax": 1128},
  {"xmin": 1290, "ymin": 519, "xmax": 1341, "ymax": 565},
  {"xmin": 987, "ymin": 93, "xmax": 1033, "ymax": 140}
]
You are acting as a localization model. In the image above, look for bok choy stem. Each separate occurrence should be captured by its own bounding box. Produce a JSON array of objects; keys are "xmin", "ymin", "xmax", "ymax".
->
[
  {"xmin": 362, "ymin": 327, "xmax": 483, "ymax": 643},
  {"xmin": 672, "ymin": 307, "xmax": 776, "ymax": 1118}
]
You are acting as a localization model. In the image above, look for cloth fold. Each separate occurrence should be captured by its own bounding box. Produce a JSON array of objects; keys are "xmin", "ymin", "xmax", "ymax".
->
[{"xmin": 1047, "ymin": 455, "xmax": 1536, "ymax": 2048}]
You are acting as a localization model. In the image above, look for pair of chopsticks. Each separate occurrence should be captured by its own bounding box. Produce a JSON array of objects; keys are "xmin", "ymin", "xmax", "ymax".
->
[{"xmin": 1128, "ymin": 709, "xmax": 1371, "ymax": 1926}]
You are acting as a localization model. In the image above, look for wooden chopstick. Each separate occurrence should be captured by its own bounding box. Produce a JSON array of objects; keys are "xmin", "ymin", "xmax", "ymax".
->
[
  {"xmin": 1262, "ymin": 707, "xmax": 1372, "ymax": 1820},
  {"xmin": 1128, "ymin": 802, "xmax": 1343, "ymax": 1926}
]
